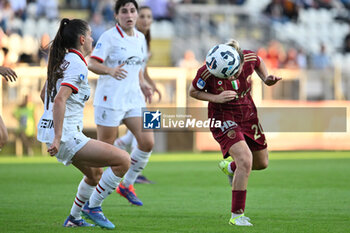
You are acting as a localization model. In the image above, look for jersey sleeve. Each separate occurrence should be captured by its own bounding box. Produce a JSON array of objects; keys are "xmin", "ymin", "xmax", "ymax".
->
[
  {"xmin": 244, "ymin": 50, "xmax": 261, "ymax": 68},
  {"xmin": 61, "ymin": 63, "xmax": 86, "ymax": 94},
  {"xmin": 192, "ymin": 65, "xmax": 210, "ymax": 91},
  {"xmin": 90, "ymin": 32, "xmax": 109, "ymax": 63}
]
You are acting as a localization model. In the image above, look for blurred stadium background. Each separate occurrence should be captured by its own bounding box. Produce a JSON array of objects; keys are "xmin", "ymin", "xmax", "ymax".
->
[{"xmin": 1, "ymin": 0, "xmax": 350, "ymax": 156}]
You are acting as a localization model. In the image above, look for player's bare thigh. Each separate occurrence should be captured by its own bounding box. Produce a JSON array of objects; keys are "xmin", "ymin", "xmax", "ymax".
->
[
  {"xmin": 96, "ymin": 125, "xmax": 119, "ymax": 144},
  {"xmin": 72, "ymin": 139, "xmax": 130, "ymax": 177},
  {"xmin": 228, "ymin": 140, "xmax": 253, "ymax": 172},
  {"xmin": 252, "ymin": 148, "xmax": 269, "ymax": 170},
  {"xmin": 123, "ymin": 117, "xmax": 154, "ymax": 152}
]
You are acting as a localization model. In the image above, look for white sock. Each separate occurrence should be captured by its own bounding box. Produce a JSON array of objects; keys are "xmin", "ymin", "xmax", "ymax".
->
[
  {"xmin": 70, "ymin": 177, "xmax": 95, "ymax": 219},
  {"xmin": 118, "ymin": 131, "xmax": 134, "ymax": 146},
  {"xmin": 89, "ymin": 167, "xmax": 122, "ymax": 208},
  {"xmin": 122, "ymin": 147, "xmax": 151, "ymax": 187}
]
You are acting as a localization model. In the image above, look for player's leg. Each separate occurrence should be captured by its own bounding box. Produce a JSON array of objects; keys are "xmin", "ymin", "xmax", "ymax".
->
[
  {"xmin": 116, "ymin": 116, "xmax": 154, "ymax": 206},
  {"xmin": 96, "ymin": 125, "xmax": 118, "ymax": 145},
  {"xmin": 72, "ymin": 139, "xmax": 130, "ymax": 229},
  {"xmin": 252, "ymin": 148, "xmax": 269, "ymax": 170},
  {"xmin": 228, "ymin": 141, "xmax": 253, "ymax": 226},
  {"xmin": 0, "ymin": 115, "xmax": 8, "ymax": 149}
]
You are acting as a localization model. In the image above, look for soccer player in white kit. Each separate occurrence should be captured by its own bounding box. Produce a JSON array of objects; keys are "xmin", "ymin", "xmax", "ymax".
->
[
  {"xmin": 88, "ymin": 0, "xmax": 154, "ymax": 206},
  {"xmin": 37, "ymin": 18, "xmax": 130, "ymax": 229},
  {"xmin": 114, "ymin": 5, "xmax": 161, "ymax": 184}
]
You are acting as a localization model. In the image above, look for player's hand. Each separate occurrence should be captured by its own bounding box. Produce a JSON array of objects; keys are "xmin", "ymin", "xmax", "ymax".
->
[
  {"xmin": 108, "ymin": 63, "xmax": 128, "ymax": 80},
  {"xmin": 0, "ymin": 66, "xmax": 17, "ymax": 82},
  {"xmin": 152, "ymin": 86, "xmax": 162, "ymax": 102},
  {"xmin": 47, "ymin": 138, "xmax": 60, "ymax": 156},
  {"xmin": 141, "ymin": 83, "xmax": 153, "ymax": 104},
  {"xmin": 264, "ymin": 75, "xmax": 282, "ymax": 86},
  {"xmin": 215, "ymin": 90, "xmax": 237, "ymax": 103}
]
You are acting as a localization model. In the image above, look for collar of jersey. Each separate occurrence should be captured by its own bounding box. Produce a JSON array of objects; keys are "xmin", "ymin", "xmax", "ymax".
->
[
  {"xmin": 115, "ymin": 24, "xmax": 138, "ymax": 38},
  {"xmin": 68, "ymin": 49, "xmax": 87, "ymax": 66}
]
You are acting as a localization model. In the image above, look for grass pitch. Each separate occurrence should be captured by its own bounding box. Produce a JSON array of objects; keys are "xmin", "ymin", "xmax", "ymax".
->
[{"xmin": 0, "ymin": 151, "xmax": 349, "ymax": 233}]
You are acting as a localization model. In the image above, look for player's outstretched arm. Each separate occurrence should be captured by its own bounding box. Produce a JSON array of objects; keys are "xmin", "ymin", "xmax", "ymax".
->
[
  {"xmin": 0, "ymin": 66, "xmax": 17, "ymax": 82},
  {"xmin": 255, "ymin": 57, "xmax": 282, "ymax": 86}
]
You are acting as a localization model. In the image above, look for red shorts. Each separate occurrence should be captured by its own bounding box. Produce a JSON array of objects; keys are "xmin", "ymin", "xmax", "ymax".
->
[{"xmin": 210, "ymin": 117, "xmax": 267, "ymax": 158}]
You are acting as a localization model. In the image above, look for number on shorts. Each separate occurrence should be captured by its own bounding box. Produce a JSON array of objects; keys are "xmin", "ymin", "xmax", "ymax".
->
[{"xmin": 251, "ymin": 123, "xmax": 264, "ymax": 140}]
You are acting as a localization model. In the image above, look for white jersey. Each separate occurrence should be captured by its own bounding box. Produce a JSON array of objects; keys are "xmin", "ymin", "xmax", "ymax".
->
[
  {"xmin": 91, "ymin": 24, "xmax": 148, "ymax": 111},
  {"xmin": 37, "ymin": 49, "xmax": 90, "ymax": 143}
]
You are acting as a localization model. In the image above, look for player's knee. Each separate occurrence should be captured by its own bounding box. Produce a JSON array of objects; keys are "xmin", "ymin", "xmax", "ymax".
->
[
  {"xmin": 86, "ymin": 168, "xmax": 103, "ymax": 185},
  {"xmin": 240, "ymin": 157, "xmax": 252, "ymax": 174},
  {"xmin": 137, "ymin": 137, "xmax": 154, "ymax": 152},
  {"xmin": 118, "ymin": 150, "xmax": 131, "ymax": 175}
]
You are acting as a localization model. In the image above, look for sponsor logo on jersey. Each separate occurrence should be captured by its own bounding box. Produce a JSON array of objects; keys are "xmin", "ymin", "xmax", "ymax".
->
[
  {"xmin": 197, "ymin": 78, "xmax": 206, "ymax": 89},
  {"xmin": 117, "ymin": 56, "xmax": 143, "ymax": 66},
  {"xmin": 220, "ymin": 120, "xmax": 238, "ymax": 133},
  {"xmin": 143, "ymin": 110, "xmax": 161, "ymax": 129},
  {"xmin": 218, "ymin": 80, "xmax": 223, "ymax": 85}
]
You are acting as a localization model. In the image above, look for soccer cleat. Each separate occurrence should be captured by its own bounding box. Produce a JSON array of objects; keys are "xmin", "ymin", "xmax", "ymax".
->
[
  {"xmin": 219, "ymin": 160, "xmax": 234, "ymax": 176},
  {"xmin": 63, "ymin": 215, "xmax": 94, "ymax": 227},
  {"xmin": 135, "ymin": 174, "xmax": 155, "ymax": 184},
  {"xmin": 81, "ymin": 202, "xmax": 115, "ymax": 229},
  {"xmin": 116, "ymin": 183, "xmax": 143, "ymax": 206},
  {"xmin": 229, "ymin": 214, "xmax": 253, "ymax": 226}
]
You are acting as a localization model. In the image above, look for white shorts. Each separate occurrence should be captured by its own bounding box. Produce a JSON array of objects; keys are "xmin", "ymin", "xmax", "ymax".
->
[
  {"xmin": 46, "ymin": 131, "xmax": 90, "ymax": 166},
  {"xmin": 94, "ymin": 106, "xmax": 142, "ymax": 127}
]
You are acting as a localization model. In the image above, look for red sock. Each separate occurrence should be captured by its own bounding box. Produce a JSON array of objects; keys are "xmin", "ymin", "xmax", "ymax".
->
[
  {"xmin": 230, "ymin": 161, "xmax": 237, "ymax": 173},
  {"xmin": 231, "ymin": 190, "xmax": 247, "ymax": 213}
]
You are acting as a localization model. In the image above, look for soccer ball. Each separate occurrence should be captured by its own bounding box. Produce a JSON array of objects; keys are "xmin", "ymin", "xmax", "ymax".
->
[{"xmin": 205, "ymin": 44, "xmax": 241, "ymax": 79}]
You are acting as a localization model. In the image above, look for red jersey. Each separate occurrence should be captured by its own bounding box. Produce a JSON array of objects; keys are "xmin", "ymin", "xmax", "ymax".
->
[
  {"xmin": 192, "ymin": 50, "xmax": 261, "ymax": 123},
  {"xmin": 191, "ymin": 50, "xmax": 267, "ymax": 157}
]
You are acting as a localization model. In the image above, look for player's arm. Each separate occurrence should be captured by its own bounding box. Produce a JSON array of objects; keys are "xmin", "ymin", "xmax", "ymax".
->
[
  {"xmin": 139, "ymin": 69, "xmax": 153, "ymax": 104},
  {"xmin": 47, "ymin": 86, "xmax": 72, "ymax": 156},
  {"xmin": 143, "ymin": 66, "xmax": 161, "ymax": 101},
  {"xmin": 88, "ymin": 58, "xmax": 127, "ymax": 80},
  {"xmin": 189, "ymin": 84, "xmax": 236, "ymax": 103},
  {"xmin": 255, "ymin": 57, "xmax": 282, "ymax": 86}
]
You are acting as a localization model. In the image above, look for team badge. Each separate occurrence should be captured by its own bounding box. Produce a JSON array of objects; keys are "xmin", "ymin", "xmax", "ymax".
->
[
  {"xmin": 61, "ymin": 60, "xmax": 70, "ymax": 70},
  {"xmin": 227, "ymin": 130, "xmax": 236, "ymax": 139},
  {"xmin": 196, "ymin": 78, "xmax": 206, "ymax": 89}
]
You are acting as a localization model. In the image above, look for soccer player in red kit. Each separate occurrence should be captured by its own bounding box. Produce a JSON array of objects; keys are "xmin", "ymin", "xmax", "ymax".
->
[{"xmin": 189, "ymin": 39, "xmax": 281, "ymax": 226}]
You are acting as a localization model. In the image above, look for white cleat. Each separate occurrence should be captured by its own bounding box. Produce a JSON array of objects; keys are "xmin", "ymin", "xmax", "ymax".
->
[{"xmin": 229, "ymin": 214, "xmax": 253, "ymax": 226}]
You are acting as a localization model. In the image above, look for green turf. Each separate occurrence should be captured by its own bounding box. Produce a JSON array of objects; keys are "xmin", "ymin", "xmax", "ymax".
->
[{"xmin": 0, "ymin": 152, "xmax": 349, "ymax": 233}]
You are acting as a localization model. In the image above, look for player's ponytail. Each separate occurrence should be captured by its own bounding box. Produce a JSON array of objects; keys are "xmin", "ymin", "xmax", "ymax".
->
[
  {"xmin": 226, "ymin": 39, "xmax": 244, "ymax": 64},
  {"xmin": 46, "ymin": 18, "xmax": 88, "ymax": 109}
]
